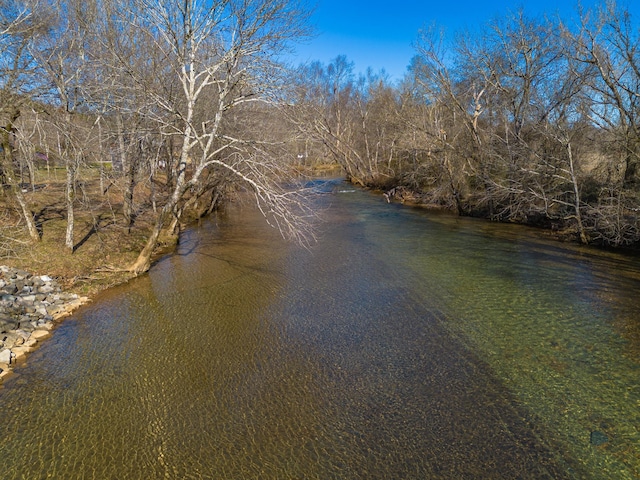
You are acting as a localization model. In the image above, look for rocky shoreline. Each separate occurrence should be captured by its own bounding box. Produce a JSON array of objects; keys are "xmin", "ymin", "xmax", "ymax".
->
[{"xmin": 0, "ymin": 266, "xmax": 89, "ymax": 383}]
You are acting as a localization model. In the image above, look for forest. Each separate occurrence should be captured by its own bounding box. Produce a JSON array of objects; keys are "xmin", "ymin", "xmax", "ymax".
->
[{"xmin": 2, "ymin": 0, "xmax": 640, "ymax": 279}]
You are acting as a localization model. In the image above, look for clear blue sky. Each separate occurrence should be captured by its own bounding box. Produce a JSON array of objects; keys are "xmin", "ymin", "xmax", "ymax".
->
[{"xmin": 291, "ymin": 0, "xmax": 640, "ymax": 82}]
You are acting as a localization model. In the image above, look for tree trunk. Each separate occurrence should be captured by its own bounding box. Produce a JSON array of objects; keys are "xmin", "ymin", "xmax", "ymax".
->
[
  {"xmin": 65, "ymin": 160, "xmax": 76, "ymax": 250},
  {"xmin": 1, "ymin": 108, "xmax": 39, "ymax": 241},
  {"xmin": 117, "ymin": 115, "xmax": 136, "ymax": 230},
  {"xmin": 129, "ymin": 147, "xmax": 189, "ymax": 275},
  {"xmin": 98, "ymin": 119, "xmax": 106, "ymax": 195},
  {"xmin": 128, "ymin": 206, "xmax": 169, "ymax": 275},
  {"xmin": 623, "ymin": 143, "xmax": 640, "ymax": 188},
  {"xmin": 567, "ymin": 141, "xmax": 588, "ymax": 244},
  {"xmin": 124, "ymin": 158, "xmax": 136, "ymax": 231}
]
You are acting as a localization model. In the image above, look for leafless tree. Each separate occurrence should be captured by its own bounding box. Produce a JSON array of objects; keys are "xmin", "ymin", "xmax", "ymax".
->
[
  {"xmin": 289, "ymin": 57, "xmax": 367, "ymax": 184},
  {"xmin": 95, "ymin": 0, "xmax": 313, "ymax": 274},
  {"xmin": 0, "ymin": 0, "xmax": 53, "ymax": 241},
  {"xmin": 566, "ymin": 0, "xmax": 640, "ymax": 188}
]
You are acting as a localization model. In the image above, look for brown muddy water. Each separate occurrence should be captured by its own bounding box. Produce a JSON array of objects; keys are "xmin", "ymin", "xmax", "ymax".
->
[{"xmin": 0, "ymin": 179, "xmax": 638, "ymax": 479}]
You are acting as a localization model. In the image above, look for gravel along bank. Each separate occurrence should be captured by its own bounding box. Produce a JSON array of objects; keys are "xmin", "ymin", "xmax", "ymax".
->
[{"xmin": 0, "ymin": 266, "xmax": 89, "ymax": 383}]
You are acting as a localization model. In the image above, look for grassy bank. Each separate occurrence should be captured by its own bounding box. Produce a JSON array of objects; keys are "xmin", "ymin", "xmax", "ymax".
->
[
  {"xmin": 1, "ymin": 163, "xmax": 340, "ymax": 297},
  {"xmin": 0, "ymin": 167, "xmax": 174, "ymax": 297}
]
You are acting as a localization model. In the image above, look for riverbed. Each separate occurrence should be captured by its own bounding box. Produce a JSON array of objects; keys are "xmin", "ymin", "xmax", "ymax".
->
[{"xmin": 0, "ymin": 179, "xmax": 638, "ymax": 478}]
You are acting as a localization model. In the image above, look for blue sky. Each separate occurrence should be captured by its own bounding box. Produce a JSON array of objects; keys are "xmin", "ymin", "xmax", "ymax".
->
[{"xmin": 291, "ymin": 0, "xmax": 640, "ymax": 82}]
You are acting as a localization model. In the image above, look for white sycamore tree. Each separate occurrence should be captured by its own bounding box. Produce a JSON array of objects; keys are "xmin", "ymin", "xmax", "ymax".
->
[{"xmin": 98, "ymin": 0, "xmax": 313, "ymax": 274}]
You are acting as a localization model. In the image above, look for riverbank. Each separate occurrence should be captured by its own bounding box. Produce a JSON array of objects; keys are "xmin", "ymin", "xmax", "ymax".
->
[
  {"xmin": 0, "ymin": 266, "xmax": 93, "ymax": 383},
  {"xmin": 0, "ymin": 167, "xmax": 339, "ymax": 384},
  {"xmin": 374, "ymin": 182, "xmax": 640, "ymax": 249},
  {"xmin": 0, "ymin": 226, "xmax": 173, "ymax": 385}
]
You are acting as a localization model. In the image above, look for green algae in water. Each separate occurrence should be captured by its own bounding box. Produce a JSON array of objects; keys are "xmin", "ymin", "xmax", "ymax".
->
[{"xmin": 370, "ymin": 211, "xmax": 640, "ymax": 479}]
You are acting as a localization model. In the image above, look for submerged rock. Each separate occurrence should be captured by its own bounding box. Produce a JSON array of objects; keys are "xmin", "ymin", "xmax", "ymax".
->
[{"xmin": 590, "ymin": 430, "xmax": 609, "ymax": 446}]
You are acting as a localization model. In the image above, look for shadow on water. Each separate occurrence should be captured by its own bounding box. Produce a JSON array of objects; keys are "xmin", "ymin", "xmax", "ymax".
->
[{"xmin": 0, "ymin": 179, "xmax": 638, "ymax": 479}]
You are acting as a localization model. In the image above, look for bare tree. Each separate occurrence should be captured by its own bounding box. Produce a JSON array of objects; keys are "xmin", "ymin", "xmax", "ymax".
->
[
  {"xmin": 567, "ymin": 0, "xmax": 640, "ymax": 188},
  {"xmin": 410, "ymin": 28, "xmax": 483, "ymax": 213},
  {"xmin": 409, "ymin": 12, "xmax": 596, "ymax": 226},
  {"xmin": 352, "ymin": 69, "xmax": 403, "ymax": 184},
  {"xmin": 35, "ymin": 0, "xmax": 92, "ymax": 249},
  {"xmin": 0, "ymin": 0, "xmax": 54, "ymax": 241},
  {"xmin": 290, "ymin": 56, "xmax": 387, "ymax": 186},
  {"xmin": 96, "ymin": 0, "xmax": 313, "ymax": 274}
]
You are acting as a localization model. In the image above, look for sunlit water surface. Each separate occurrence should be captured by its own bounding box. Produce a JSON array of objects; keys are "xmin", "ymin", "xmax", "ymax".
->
[{"xmin": 1, "ymin": 179, "xmax": 638, "ymax": 479}]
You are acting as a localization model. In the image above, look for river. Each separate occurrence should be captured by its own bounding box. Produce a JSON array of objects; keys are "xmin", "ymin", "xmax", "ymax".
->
[{"xmin": 0, "ymin": 178, "xmax": 638, "ymax": 479}]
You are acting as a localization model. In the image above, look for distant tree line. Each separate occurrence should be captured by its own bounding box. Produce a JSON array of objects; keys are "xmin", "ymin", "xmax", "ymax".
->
[
  {"xmin": 290, "ymin": 1, "xmax": 640, "ymax": 247},
  {"xmin": 2, "ymin": 0, "xmax": 639, "ymax": 273}
]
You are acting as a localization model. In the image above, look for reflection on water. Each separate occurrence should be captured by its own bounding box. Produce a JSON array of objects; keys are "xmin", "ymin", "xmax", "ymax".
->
[{"xmin": 0, "ymin": 179, "xmax": 638, "ymax": 479}]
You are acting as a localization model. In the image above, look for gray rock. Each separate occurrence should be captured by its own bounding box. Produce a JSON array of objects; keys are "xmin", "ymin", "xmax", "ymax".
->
[
  {"xmin": 13, "ymin": 270, "xmax": 29, "ymax": 280},
  {"xmin": 2, "ymin": 332, "xmax": 24, "ymax": 348},
  {"xmin": 15, "ymin": 329, "xmax": 30, "ymax": 341},
  {"xmin": 0, "ymin": 317, "xmax": 18, "ymax": 333},
  {"xmin": 19, "ymin": 294, "xmax": 36, "ymax": 304},
  {"xmin": 38, "ymin": 285, "xmax": 55, "ymax": 294},
  {"xmin": 0, "ymin": 349, "xmax": 11, "ymax": 364},
  {"xmin": 46, "ymin": 305, "xmax": 65, "ymax": 316},
  {"xmin": 19, "ymin": 323, "xmax": 34, "ymax": 333},
  {"xmin": 0, "ymin": 266, "xmax": 90, "ymax": 381}
]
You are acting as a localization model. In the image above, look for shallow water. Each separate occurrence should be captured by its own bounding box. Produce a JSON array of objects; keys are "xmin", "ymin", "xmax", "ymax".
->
[{"xmin": 1, "ymin": 179, "xmax": 638, "ymax": 479}]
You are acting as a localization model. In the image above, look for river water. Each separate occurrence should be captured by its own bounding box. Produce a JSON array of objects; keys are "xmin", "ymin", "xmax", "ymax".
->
[{"xmin": 1, "ymin": 179, "xmax": 638, "ymax": 479}]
